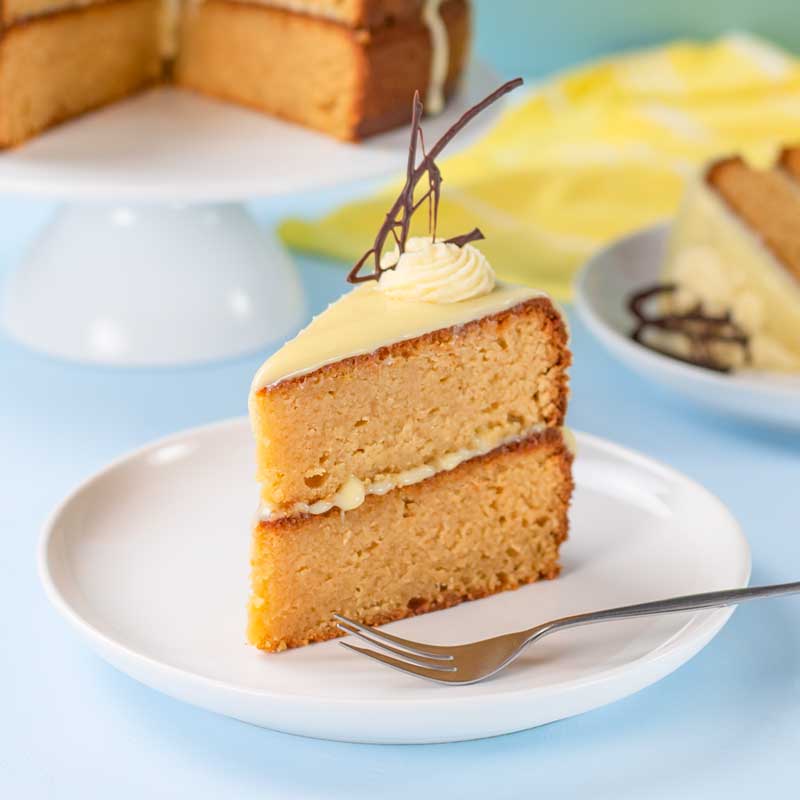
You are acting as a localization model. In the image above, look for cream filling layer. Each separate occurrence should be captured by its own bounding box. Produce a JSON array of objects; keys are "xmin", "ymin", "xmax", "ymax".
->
[
  {"xmin": 257, "ymin": 424, "xmax": 561, "ymax": 522},
  {"xmin": 422, "ymin": 0, "xmax": 449, "ymax": 114},
  {"xmin": 378, "ymin": 236, "xmax": 495, "ymax": 302},
  {"xmin": 160, "ymin": 0, "xmax": 181, "ymax": 60}
]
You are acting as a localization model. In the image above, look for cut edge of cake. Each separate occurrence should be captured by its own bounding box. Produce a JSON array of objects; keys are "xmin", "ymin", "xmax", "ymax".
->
[
  {"xmin": 0, "ymin": 0, "xmax": 470, "ymax": 146},
  {"xmin": 248, "ymin": 427, "xmax": 574, "ymax": 652},
  {"xmin": 175, "ymin": 0, "xmax": 470, "ymax": 141},
  {"xmin": 0, "ymin": 0, "xmax": 163, "ymax": 148}
]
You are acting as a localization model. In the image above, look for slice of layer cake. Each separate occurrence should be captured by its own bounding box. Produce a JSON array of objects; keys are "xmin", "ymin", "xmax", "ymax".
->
[
  {"xmin": 247, "ymin": 80, "xmax": 575, "ymax": 651},
  {"xmin": 0, "ymin": 0, "xmax": 163, "ymax": 147},
  {"xmin": 660, "ymin": 155, "xmax": 800, "ymax": 371},
  {"xmin": 175, "ymin": 0, "xmax": 469, "ymax": 140}
]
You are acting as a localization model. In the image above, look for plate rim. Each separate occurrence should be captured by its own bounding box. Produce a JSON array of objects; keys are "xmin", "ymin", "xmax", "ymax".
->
[
  {"xmin": 574, "ymin": 222, "xmax": 800, "ymax": 399},
  {"xmin": 38, "ymin": 417, "xmax": 751, "ymax": 711}
]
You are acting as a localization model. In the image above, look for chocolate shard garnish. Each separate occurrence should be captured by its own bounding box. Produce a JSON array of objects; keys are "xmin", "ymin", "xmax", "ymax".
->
[
  {"xmin": 445, "ymin": 227, "xmax": 485, "ymax": 247},
  {"xmin": 627, "ymin": 283, "xmax": 750, "ymax": 373},
  {"xmin": 347, "ymin": 78, "xmax": 524, "ymax": 284}
]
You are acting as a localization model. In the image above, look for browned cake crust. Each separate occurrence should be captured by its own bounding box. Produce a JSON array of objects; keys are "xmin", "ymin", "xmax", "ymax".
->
[
  {"xmin": 707, "ymin": 156, "xmax": 800, "ymax": 282},
  {"xmin": 251, "ymin": 296, "xmax": 571, "ymax": 512},
  {"xmin": 351, "ymin": 0, "xmax": 469, "ymax": 138},
  {"xmin": 248, "ymin": 428, "xmax": 574, "ymax": 651},
  {"xmin": 175, "ymin": 0, "xmax": 470, "ymax": 141},
  {"xmin": 0, "ymin": 0, "xmax": 162, "ymax": 147},
  {"xmin": 778, "ymin": 145, "xmax": 800, "ymax": 182}
]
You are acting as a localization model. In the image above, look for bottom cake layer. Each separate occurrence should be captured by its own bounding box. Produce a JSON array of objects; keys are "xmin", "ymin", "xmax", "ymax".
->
[
  {"xmin": 0, "ymin": 0, "xmax": 162, "ymax": 147},
  {"xmin": 248, "ymin": 429, "xmax": 574, "ymax": 652}
]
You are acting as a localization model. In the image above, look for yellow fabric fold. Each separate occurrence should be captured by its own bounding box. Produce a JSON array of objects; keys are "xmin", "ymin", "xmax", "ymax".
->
[{"xmin": 279, "ymin": 34, "xmax": 800, "ymax": 300}]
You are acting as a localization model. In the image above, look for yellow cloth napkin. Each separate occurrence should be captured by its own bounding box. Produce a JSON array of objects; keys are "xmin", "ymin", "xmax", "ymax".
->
[{"xmin": 279, "ymin": 34, "xmax": 800, "ymax": 300}]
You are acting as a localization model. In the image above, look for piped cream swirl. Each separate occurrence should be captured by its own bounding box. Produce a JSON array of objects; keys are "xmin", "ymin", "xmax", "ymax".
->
[{"xmin": 378, "ymin": 237, "xmax": 496, "ymax": 303}]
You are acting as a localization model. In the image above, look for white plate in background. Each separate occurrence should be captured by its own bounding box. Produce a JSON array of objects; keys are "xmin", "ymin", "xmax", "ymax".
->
[{"xmin": 575, "ymin": 224, "xmax": 800, "ymax": 429}]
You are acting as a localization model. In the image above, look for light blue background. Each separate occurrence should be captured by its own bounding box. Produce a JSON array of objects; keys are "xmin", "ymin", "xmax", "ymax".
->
[
  {"xmin": 3, "ymin": 4, "xmax": 800, "ymax": 798},
  {"xmin": 473, "ymin": 0, "xmax": 800, "ymax": 77}
]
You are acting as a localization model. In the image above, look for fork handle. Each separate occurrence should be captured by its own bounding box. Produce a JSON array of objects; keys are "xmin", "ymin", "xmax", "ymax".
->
[{"xmin": 527, "ymin": 581, "xmax": 800, "ymax": 641}]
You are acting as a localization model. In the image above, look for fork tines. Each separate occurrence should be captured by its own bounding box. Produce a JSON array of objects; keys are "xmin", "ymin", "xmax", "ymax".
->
[{"xmin": 334, "ymin": 614, "xmax": 458, "ymax": 679}]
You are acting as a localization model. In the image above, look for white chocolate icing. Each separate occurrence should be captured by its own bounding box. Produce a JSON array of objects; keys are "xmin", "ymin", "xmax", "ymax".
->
[
  {"xmin": 258, "ymin": 423, "xmax": 557, "ymax": 521},
  {"xmin": 251, "ymin": 278, "xmax": 546, "ymax": 392},
  {"xmin": 561, "ymin": 426, "xmax": 577, "ymax": 456},
  {"xmin": 422, "ymin": 0, "xmax": 449, "ymax": 114},
  {"xmin": 663, "ymin": 176, "xmax": 800, "ymax": 371},
  {"xmin": 378, "ymin": 236, "xmax": 495, "ymax": 302}
]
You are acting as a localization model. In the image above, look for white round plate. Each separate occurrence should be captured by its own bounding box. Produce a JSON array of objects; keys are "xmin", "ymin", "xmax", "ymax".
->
[
  {"xmin": 0, "ymin": 63, "xmax": 501, "ymax": 202},
  {"xmin": 575, "ymin": 224, "xmax": 800, "ymax": 429},
  {"xmin": 40, "ymin": 419, "xmax": 749, "ymax": 744}
]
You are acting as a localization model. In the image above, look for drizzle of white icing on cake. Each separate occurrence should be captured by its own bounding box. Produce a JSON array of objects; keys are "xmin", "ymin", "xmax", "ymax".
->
[
  {"xmin": 160, "ymin": 0, "xmax": 182, "ymax": 61},
  {"xmin": 250, "ymin": 279, "xmax": 546, "ymax": 392},
  {"xmin": 422, "ymin": 0, "xmax": 450, "ymax": 115},
  {"xmin": 378, "ymin": 236, "xmax": 495, "ymax": 302}
]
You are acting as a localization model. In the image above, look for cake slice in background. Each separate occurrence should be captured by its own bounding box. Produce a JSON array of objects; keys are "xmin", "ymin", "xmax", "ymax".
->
[
  {"xmin": 175, "ymin": 0, "xmax": 470, "ymax": 140},
  {"xmin": 247, "ymin": 80, "xmax": 575, "ymax": 652},
  {"xmin": 659, "ymin": 155, "xmax": 800, "ymax": 372},
  {"xmin": 0, "ymin": 0, "xmax": 163, "ymax": 147}
]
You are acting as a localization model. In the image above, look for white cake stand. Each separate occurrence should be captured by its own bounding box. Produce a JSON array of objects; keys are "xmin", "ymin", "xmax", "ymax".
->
[{"xmin": 0, "ymin": 64, "xmax": 501, "ymax": 366}]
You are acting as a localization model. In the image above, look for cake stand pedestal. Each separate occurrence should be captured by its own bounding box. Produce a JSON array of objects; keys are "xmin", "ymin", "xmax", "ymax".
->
[
  {"xmin": 3, "ymin": 202, "xmax": 303, "ymax": 365},
  {"xmin": 0, "ymin": 65, "xmax": 500, "ymax": 366}
]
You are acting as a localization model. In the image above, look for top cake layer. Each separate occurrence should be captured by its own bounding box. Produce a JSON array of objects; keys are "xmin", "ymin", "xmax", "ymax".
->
[
  {"xmin": 249, "ymin": 283, "xmax": 570, "ymax": 517},
  {"xmin": 252, "ymin": 280, "xmax": 547, "ymax": 390}
]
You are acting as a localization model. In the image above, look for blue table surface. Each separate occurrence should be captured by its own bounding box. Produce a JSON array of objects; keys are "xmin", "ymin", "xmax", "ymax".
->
[{"xmin": 2, "ymin": 173, "xmax": 799, "ymax": 800}]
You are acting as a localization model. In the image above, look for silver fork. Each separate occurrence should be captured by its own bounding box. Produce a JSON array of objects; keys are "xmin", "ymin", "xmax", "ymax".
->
[{"xmin": 335, "ymin": 581, "xmax": 800, "ymax": 685}]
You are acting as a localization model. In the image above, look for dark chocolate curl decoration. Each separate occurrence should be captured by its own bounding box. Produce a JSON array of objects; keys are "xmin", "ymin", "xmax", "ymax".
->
[
  {"xmin": 347, "ymin": 78, "xmax": 524, "ymax": 284},
  {"xmin": 445, "ymin": 227, "xmax": 485, "ymax": 248},
  {"xmin": 628, "ymin": 283, "xmax": 750, "ymax": 373}
]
